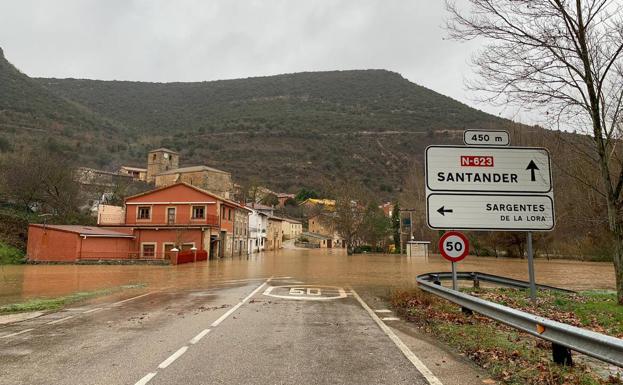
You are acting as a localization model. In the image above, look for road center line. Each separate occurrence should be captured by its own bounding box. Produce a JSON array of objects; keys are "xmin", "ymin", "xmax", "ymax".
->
[
  {"xmin": 158, "ymin": 346, "xmax": 188, "ymax": 369},
  {"xmin": 134, "ymin": 372, "xmax": 157, "ymax": 385},
  {"xmin": 82, "ymin": 307, "xmax": 104, "ymax": 314},
  {"xmin": 0, "ymin": 328, "xmax": 34, "ymax": 339},
  {"xmin": 211, "ymin": 277, "xmax": 272, "ymax": 327},
  {"xmin": 189, "ymin": 329, "xmax": 210, "ymax": 344},
  {"xmin": 350, "ymin": 289, "xmax": 444, "ymax": 385},
  {"xmin": 111, "ymin": 292, "xmax": 153, "ymax": 306},
  {"xmin": 46, "ymin": 316, "xmax": 74, "ymax": 325}
]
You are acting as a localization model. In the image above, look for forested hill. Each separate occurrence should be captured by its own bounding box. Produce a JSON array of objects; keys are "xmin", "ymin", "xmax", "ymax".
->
[
  {"xmin": 0, "ymin": 47, "xmax": 128, "ymax": 164},
  {"xmin": 0, "ymin": 46, "xmax": 515, "ymax": 197}
]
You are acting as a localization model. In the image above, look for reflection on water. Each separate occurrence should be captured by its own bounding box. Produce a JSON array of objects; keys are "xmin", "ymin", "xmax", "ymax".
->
[{"xmin": 0, "ymin": 248, "xmax": 615, "ymax": 305}]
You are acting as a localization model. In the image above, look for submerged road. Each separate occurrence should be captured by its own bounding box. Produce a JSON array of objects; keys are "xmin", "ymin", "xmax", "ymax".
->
[{"xmin": 0, "ymin": 276, "xmax": 486, "ymax": 385}]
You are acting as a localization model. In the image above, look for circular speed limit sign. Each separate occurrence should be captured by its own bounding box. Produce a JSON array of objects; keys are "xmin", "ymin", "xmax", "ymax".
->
[{"xmin": 438, "ymin": 231, "xmax": 469, "ymax": 262}]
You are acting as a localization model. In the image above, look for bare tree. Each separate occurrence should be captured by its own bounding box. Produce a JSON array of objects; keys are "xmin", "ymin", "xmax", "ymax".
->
[{"xmin": 446, "ymin": 0, "xmax": 623, "ymax": 303}]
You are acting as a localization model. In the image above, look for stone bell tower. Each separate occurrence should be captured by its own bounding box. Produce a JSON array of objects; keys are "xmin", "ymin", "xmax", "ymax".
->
[{"xmin": 146, "ymin": 148, "xmax": 179, "ymax": 183}]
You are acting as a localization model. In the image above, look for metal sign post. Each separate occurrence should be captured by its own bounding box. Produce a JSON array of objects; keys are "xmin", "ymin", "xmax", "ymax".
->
[
  {"xmin": 526, "ymin": 232, "xmax": 537, "ymax": 302},
  {"xmin": 439, "ymin": 231, "xmax": 469, "ymax": 291}
]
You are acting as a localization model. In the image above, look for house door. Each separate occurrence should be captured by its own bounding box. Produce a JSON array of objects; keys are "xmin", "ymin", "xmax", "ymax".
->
[
  {"xmin": 164, "ymin": 243, "xmax": 175, "ymax": 260},
  {"xmin": 167, "ymin": 208, "xmax": 176, "ymax": 224},
  {"xmin": 327, "ymin": 239, "xmax": 333, "ymax": 248}
]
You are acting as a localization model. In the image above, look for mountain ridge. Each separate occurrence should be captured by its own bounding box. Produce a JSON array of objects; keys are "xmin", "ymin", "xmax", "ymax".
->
[{"xmin": 0, "ymin": 47, "xmax": 514, "ymax": 197}]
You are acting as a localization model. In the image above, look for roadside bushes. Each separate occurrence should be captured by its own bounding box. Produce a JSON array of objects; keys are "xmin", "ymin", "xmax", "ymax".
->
[{"xmin": 0, "ymin": 242, "xmax": 24, "ymax": 264}]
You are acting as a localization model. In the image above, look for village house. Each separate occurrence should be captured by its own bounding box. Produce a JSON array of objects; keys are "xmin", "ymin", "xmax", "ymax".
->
[
  {"xmin": 277, "ymin": 193, "xmax": 295, "ymax": 207},
  {"xmin": 119, "ymin": 166, "xmax": 147, "ymax": 181},
  {"xmin": 266, "ymin": 217, "xmax": 284, "ymax": 250},
  {"xmin": 298, "ymin": 231, "xmax": 332, "ymax": 248},
  {"xmin": 27, "ymin": 183, "xmax": 250, "ymax": 263},
  {"xmin": 247, "ymin": 207, "xmax": 268, "ymax": 254},
  {"xmin": 307, "ymin": 213, "xmax": 345, "ymax": 248},
  {"xmin": 281, "ymin": 218, "xmax": 302, "ymax": 240}
]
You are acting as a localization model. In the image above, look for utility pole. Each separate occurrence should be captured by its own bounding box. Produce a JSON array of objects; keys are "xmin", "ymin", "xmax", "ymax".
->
[{"xmin": 398, "ymin": 208, "xmax": 416, "ymax": 253}]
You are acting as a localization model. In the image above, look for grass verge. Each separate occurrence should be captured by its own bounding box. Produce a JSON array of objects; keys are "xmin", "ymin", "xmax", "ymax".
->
[
  {"xmin": 0, "ymin": 242, "xmax": 25, "ymax": 264},
  {"xmin": 0, "ymin": 283, "xmax": 146, "ymax": 314},
  {"xmin": 391, "ymin": 287, "xmax": 622, "ymax": 385}
]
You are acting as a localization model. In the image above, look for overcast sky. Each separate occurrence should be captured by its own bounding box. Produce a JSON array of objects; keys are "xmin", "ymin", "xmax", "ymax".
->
[{"xmin": 0, "ymin": 0, "xmax": 534, "ymax": 123}]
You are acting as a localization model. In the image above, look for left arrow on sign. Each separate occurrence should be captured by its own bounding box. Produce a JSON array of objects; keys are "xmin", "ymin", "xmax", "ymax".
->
[
  {"xmin": 437, "ymin": 206, "xmax": 453, "ymax": 216},
  {"xmin": 526, "ymin": 160, "xmax": 539, "ymax": 182}
]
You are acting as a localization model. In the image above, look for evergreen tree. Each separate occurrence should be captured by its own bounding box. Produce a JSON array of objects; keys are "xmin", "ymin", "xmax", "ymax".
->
[{"xmin": 391, "ymin": 202, "xmax": 400, "ymax": 253}]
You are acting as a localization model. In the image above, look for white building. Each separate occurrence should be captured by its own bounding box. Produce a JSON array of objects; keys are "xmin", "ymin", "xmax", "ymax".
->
[{"xmin": 247, "ymin": 207, "xmax": 268, "ymax": 254}]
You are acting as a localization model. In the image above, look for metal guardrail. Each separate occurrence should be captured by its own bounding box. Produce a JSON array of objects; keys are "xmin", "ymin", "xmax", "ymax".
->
[
  {"xmin": 419, "ymin": 271, "xmax": 575, "ymax": 292},
  {"xmin": 416, "ymin": 272, "xmax": 623, "ymax": 367}
]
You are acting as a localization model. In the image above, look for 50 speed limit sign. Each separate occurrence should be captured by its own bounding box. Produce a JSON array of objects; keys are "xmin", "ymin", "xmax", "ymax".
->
[{"xmin": 438, "ymin": 231, "xmax": 469, "ymax": 262}]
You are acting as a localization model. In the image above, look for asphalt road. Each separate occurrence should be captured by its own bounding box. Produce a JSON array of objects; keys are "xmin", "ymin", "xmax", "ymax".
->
[{"xmin": 0, "ymin": 277, "xmax": 486, "ymax": 385}]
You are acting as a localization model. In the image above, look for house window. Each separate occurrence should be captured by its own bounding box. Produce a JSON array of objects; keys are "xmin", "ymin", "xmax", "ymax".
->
[
  {"xmin": 228, "ymin": 208, "xmax": 232, "ymax": 220},
  {"xmin": 221, "ymin": 206, "xmax": 226, "ymax": 219},
  {"xmin": 138, "ymin": 206, "xmax": 151, "ymax": 220},
  {"xmin": 167, "ymin": 207, "xmax": 176, "ymax": 224},
  {"xmin": 192, "ymin": 206, "xmax": 205, "ymax": 219},
  {"xmin": 142, "ymin": 243, "xmax": 156, "ymax": 258}
]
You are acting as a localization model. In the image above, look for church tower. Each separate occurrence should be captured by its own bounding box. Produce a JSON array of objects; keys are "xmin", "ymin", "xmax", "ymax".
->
[{"xmin": 146, "ymin": 148, "xmax": 179, "ymax": 183}]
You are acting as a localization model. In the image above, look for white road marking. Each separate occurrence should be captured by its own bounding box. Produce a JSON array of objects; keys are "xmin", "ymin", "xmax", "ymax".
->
[
  {"xmin": 263, "ymin": 285, "xmax": 347, "ymax": 301},
  {"xmin": 46, "ymin": 316, "xmax": 74, "ymax": 325},
  {"xmin": 351, "ymin": 289, "xmax": 444, "ymax": 385},
  {"xmin": 375, "ymin": 309, "xmax": 392, "ymax": 313},
  {"xmin": 189, "ymin": 329, "xmax": 210, "ymax": 344},
  {"xmin": 82, "ymin": 307, "xmax": 104, "ymax": 314},
  {"xmin": 211, "ymin": 278, "xmax": 272, "ymax": 327},
  {"xmin": 134, "ymin": 372, "xmax": 157, "ymax": 385},
  {"xmin": 0, "ymin": 328, "xmax": 34, "ymax": 339},
  {"xmin": 381, "ymin": 317, "xmax": 401, "ymax": 321},
  {"xmin": 158, "ymin": 346, "xmax": 188, "ymax": 369},
  {"xmin": 111, "ymin": 292, "xmax": 153, "ymax": 306}
]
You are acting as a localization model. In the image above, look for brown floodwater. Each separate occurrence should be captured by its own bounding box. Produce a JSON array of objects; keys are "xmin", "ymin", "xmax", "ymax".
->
[{"xmin": 0, "ymin": 248, "xmax": 615, "ymax": 306}]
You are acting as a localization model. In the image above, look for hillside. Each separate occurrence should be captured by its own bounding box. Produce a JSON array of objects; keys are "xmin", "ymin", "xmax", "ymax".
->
[
  {"xmin": 1, "ymin": 46, "xmax": 511, "ymax": 197},
  {"xmin": 0, "ymin": 48, "xmax": 130, "ymax": 165}
]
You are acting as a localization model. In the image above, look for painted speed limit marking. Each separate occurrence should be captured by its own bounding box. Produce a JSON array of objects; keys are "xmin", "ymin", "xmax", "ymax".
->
[
  {"xmin": 263, "ymin": 285, "xmax": 347, "ymax": 301},
  {"xmin": 438, "ymin": 231, "xmax": 469, "ymax": 262}
]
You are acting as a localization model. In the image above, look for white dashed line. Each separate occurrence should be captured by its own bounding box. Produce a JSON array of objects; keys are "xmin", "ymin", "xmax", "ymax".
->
[
  {"xmin": 82, "ymin": 307, "xmax": 104, "ymax": 314},
  {"xmin": 375, "ymin": 309, "xmax": 392, "ymax": 313},
  {"xmin": 46, "ymin": 316, "xmax": 74, "ymax": 325},
  {"xmin": 381, "ymin": 317, "xmax": 401, "ymax": 321},
  {"xmin": 189, "ymin": 329, "xmax": 210, "ymax": 344},
  {"xmin": 134, "ymin": 372, "xmax": 157, "ymax": 385},
  {"xmin": 132, "ymin": 279, "xmax": 273, "ymax": 384},
  {"xmin": 111, "ymin": 292, "xmax": 153, "ymax": 306},
  {"xmin": 0, "ymin": 328, "xmax": 34, "ymax": 339},
  {"xmin": 158, "ymin": 346, "xmax": 188, "ymax": 369},
  {"xmin": 211, "ymin": 278, "xmax": 272, "ymax": 327},
  {"xmin": 351, "ymin": 289, "xmax": 444, "ymax": 385}
]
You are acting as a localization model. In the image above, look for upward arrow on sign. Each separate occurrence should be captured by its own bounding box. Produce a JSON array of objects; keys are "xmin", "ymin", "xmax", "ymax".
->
[{"xmin": 526, "ymin": 160, "xmax": 539, "ymax": 182}]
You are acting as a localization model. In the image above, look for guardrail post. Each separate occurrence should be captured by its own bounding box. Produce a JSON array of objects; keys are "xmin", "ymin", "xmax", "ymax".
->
[
  {"xmin": 552, "ymin": 343, "xmax": 573, "ymax": 366},
  {"xmin": 432, "ymin": 274, "xmax": 441, "ymax": 286},
  {"xmin": 471, "ymin": 273, "xmax": 480, "ymax": 289}
]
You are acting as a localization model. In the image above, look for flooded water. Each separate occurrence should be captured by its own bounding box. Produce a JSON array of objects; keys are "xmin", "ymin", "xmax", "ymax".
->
[{"xmin": 0, "ymin": 248, "xmax": 615, "ymax": 305}]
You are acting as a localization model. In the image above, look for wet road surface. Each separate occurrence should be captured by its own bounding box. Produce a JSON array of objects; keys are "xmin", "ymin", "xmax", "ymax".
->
[
  {"xmin": 0, "ymin": 249, "xmax": 615, "ymax": 384},
  {"xmin": 0, "ymin": 276, "xmax": 487, "ymax": 385}
]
